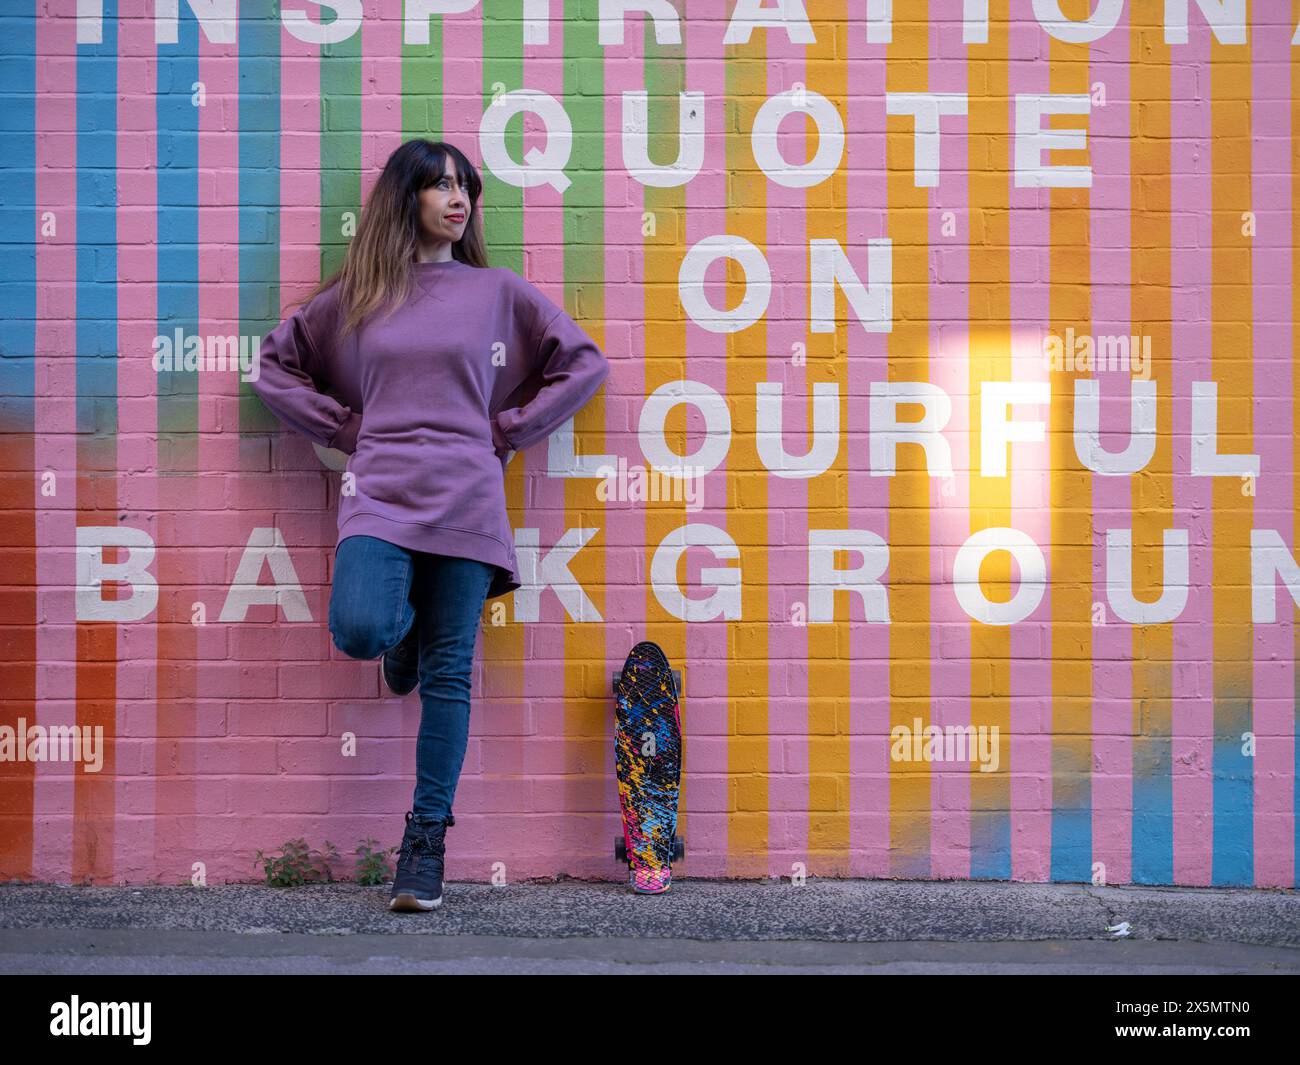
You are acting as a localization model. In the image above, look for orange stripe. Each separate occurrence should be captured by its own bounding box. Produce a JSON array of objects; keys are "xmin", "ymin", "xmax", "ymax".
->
[{"xmin": 0, "ymin": 435, "xmax": 37, "ymax": 879}]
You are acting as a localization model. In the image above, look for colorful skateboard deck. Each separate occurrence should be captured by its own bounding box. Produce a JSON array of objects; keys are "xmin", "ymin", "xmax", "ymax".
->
[{"xmin": 613, "ymin": 641, "xmax": 683, "ymax": 893}]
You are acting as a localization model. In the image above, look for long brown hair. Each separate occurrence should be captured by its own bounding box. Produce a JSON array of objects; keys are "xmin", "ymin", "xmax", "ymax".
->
[{"xmin": 286, "ymin": 139, "xmax": 490, "ymax": 337}]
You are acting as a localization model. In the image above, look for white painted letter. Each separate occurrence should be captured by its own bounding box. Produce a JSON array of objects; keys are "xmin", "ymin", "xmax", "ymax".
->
[
  {"xmin": 953, "ymin": 528, "xmax": 1046, "ymax": 625},
  {"xmin": 885, "ymin": 92, "xmax": 968, "ymax": 187},
  {"xmin": 1105, "ymin": 528, "xmax": 1189, "ymax": 624},
  {"xmin": 1074, "ymin": 379, "xmax": 1157, "ymax": 475},
  {"xmin": 1015, "ymin": 93, "xmax": 1091, "ymax": 188},
  {"xmin": 981, "ymin": 381, "xmax": 1050, "ymax": 477},
  {"xmin": 870, "ymin": 381, "xmax": 954, "ymax": 477}
]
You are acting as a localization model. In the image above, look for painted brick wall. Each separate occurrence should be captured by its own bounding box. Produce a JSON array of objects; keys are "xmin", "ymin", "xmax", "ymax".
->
[{"xmin": 1, "ymin": 3, "xmax": 1297, "ymax": 888}]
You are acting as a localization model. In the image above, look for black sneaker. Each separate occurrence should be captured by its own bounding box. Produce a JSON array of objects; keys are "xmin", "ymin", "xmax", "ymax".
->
[
  {"xmin": 389, "ymin": 811, "xmax": 454, "ymax": 912},
  {"xmin": 380, "ymin": 622, "xmax": 419, "ymax": 696}
]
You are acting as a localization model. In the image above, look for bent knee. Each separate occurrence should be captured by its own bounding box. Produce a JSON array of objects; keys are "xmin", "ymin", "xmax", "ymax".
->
[
  {"xmin": 330, "ymin": 626, "xmax": 377, "ymax": 660},
  {"xmin": 330, "ymin": 616, "xmax": 403, "ymax": 660}
]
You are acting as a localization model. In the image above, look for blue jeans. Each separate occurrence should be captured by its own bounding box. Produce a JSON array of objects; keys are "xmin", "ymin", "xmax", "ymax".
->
[{"xmin": 327, "ymin": 534, "xmax": 496, "ymax": 821}]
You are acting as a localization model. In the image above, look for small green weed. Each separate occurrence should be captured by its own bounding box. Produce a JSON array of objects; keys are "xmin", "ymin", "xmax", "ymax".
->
[
  {"xmin": 354, "ymin": 839, "xmax": 397, "ymax": 886},
  {"xmin": 253, "ymin": 837, "xmax": 339, "ymax": 887}
]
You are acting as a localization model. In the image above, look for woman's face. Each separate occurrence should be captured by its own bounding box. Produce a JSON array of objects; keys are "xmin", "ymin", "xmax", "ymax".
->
[{"xmin": 416, "ymin": 158, "xmax": 470, "ymax": 248}]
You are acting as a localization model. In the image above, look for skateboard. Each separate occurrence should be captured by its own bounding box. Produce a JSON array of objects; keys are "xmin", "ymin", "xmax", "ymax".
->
[{"xmin": 612, "ymin": 641, "xmax": 684, "ymax": 893}]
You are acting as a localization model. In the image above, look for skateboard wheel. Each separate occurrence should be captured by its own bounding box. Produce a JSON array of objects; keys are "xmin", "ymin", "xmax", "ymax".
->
[
  {"xmin": 673, "ymin": 836, "xmax": 685, "ymax": 861},
  {"xmin": 615, "ymin": 836, "xmax": 626, "ymax": 863}
]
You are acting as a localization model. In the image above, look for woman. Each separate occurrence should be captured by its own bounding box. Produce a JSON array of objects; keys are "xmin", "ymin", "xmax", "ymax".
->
[{"xmin": 251, "ymin": 139, "xmax": 611, "ymax": 912}]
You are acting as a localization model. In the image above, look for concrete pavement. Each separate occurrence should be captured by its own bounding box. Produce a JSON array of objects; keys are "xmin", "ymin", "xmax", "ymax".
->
[{"xmin": 2, "ymin": 878, "xmax": 1296, "ymax": 974}]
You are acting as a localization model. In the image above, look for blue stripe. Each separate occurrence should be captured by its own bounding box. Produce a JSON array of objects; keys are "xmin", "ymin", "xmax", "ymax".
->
[
  {"xmin": 240, "ymin": 3, "xmax": 279, "ymax": 423},
  {"xmin": 1051, "ymin": 751, "xmax": 1092, "ymax": 883},
  {"xmin": 1211, "ymin": 703, "xmax": 1254, "ymax": 886},
  {"xmin": 0, "ymin": 4, "xmax": 36, "ymax": 429},
  {"xmin": 971, "ymin": 809, "xmax": 1011, "ymax": 881},
  {"xmin": 155, "ymin": 4, "xmax": 199, "ymax": 425},
  {"xmin": 76, "ymin": 0, "xmax": 117, "ymax": 435},
  {"xmin": 1131, "ymin": 736, "xmax": 1173, "ymax": 885}
]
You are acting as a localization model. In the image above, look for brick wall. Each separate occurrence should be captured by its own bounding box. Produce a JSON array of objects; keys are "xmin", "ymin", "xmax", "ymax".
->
[{"xmin": 0, "ymin": 4, "xmax": 1296, "ymax": 888}]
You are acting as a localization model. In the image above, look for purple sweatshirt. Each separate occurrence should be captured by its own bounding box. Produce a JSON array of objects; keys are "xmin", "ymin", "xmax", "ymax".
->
[{"xmin": 252, "ymin": 258, "xmax": 611, "ymax": 599}]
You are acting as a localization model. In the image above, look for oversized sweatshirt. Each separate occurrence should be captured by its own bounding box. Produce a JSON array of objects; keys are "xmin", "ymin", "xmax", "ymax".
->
[{"xmin": 251, "ymin": 258, "xmax": 611, "ymax": 600}]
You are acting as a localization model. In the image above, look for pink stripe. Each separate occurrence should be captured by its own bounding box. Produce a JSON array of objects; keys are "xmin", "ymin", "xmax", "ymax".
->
[
  {"xmin": 112, "ymin": 0, "xmax": 160, "ymax": 881},
  {"xmin": 600, "ymin": 7, "xmax": 650, "ymax": 869},
  {"xmin": 518, "ymin": 0, "xmax": 580, "ymax": 873},
  {"xmin": 765, "ymin": 8, "xmax": 811, "ymax": 872},
  {"xmin": 846, "ymin": 24, "xmax": 891, "ymax": 878},
  {"xmin": 421, "ymin": 17, "xmax": 514, "ymax": 872},
  {"xmin": 1250, "ymin": 2, "xmax": 1295, "ymax": 888},
  {"xmin": 929, "ymin": 8, "xmax": 973, "ymax": 880},
  {"xmin": 361, "ymin": 3, "xmax": 402, "ymax": 202},
  {"xmin": 1089, "ymin": 4, "xmax": 1134, "ymax": 884},
  {"xmin": 189, "ymin": 0, "xmax": 243, "ymax": 872},
  {"xmin": 356, "ymin": 0, "xmax": 407, "ymax": 851},
  {"xmin": 1170, "ymin": 25, "xmax": 1213, "ymax": 886},
  {"xmin": 32, "ymin": 0, "xmax": 80, "ymax": 881},
  {"xmin": 151, "ymin": 40, "xmax": 196, "ymax": 874},
  {"xmin": 142, "ymin": 2, "xmax": 188, "ymax": 881},
  {"xmin": 685, "ymin": 1, "xmax": 733, "ymax": 877},
  {"xmin": 1009, "ymin": 0, "xmax": 1052, "ymax": 881}
]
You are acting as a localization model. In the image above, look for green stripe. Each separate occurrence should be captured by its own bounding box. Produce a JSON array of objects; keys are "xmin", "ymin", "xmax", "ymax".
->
[
  {"xmin": 563, "ymin": 0, "xmax": 606, "ymax": 310},
  {"xmin": 241, "ymin": 4, "xmax": 281, "ymax": 435},
  {"xmin": 402, "ymin": 12, "xmax": 442, "ymax": 141},
  {"xmin": 321, "ymin": 27, "xmax": 361, "ymax": 280},
  {"xmin": 644, "ymin": 5, "xmax": 685, "ymax": 298},
  {"xmin": 481, "ymin": 4, "xmax": 524, "ymax": 271}
]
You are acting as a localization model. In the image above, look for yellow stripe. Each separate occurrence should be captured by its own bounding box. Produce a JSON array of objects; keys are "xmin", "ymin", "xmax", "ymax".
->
[
  {"xmin": 1048, "ymin": 3, "xmax": 1095, "ymax": 842},
  {"xmin": 887, "ymin": 3, "xmax": 933, "ymax": 874},
  {"xmin": 969, "ymin": 4, "xmax": 1014, "ymax": 864},
  {"xmin": 1209, "ymin": 17, "xmax": 1254, "ymax": 767}
]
